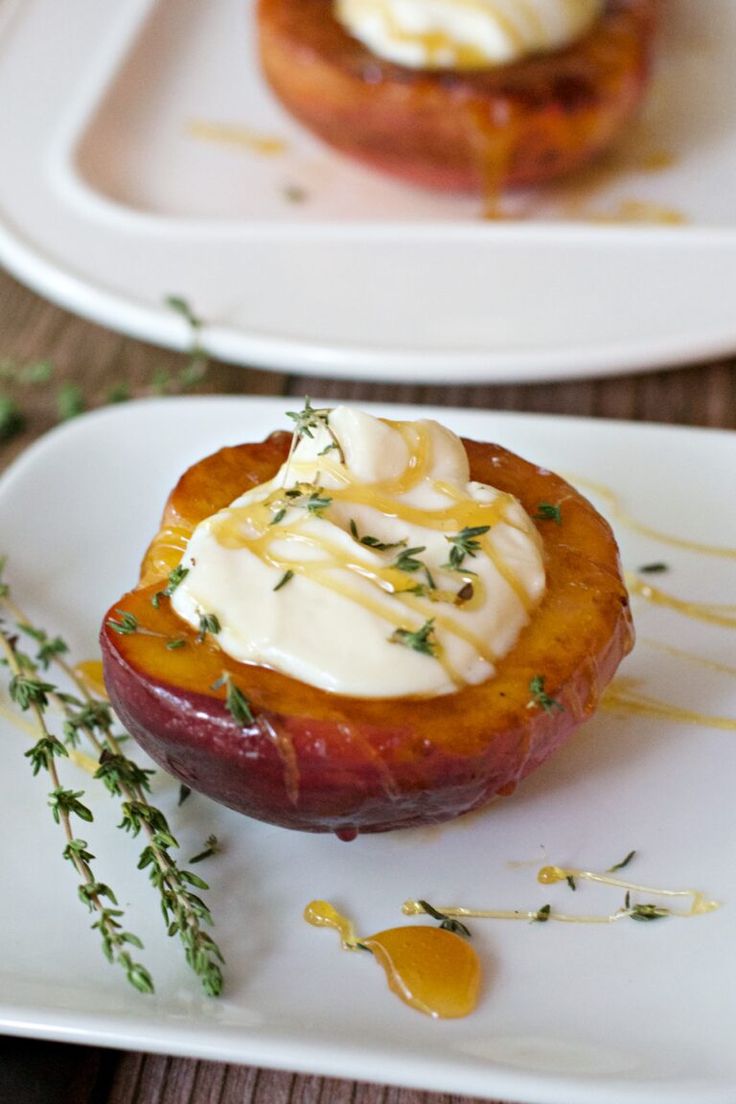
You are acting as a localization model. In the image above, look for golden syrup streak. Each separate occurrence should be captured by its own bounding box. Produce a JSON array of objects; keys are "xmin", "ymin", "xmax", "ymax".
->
[
  {"xmin": 187, "ymin": 119, "xmax": 287, "ymax": 156},
  {"xmin": 641, "ymin": 638, "xmax": 736, "ymax": 678},
  {"xmin": 571, "ymin": 476, "xmax": 736, "ymax": 560},
  {"xmin": 403, "ymin": 863, "xmax": 719, "ymax": 925},
  {"xmin": 601, "ymin": 678, "xmax": 736, "ymax": 732},
  {"xmin": 625, "ymin": 575, "xmax": 736, "ymax": 629}
]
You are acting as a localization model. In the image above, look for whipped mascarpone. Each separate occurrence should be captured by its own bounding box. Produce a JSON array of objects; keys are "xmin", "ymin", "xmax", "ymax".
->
[
  {"xmin": 171, "ymin": 407, "xmax": 546, "ymax": 698},
  {"xmin": 335, "ymin": 0, "xmax": 604, "ymax": 70}
]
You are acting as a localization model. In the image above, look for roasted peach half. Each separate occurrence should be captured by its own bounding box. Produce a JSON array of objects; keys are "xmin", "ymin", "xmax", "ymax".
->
[
  {"xmin": 101, "ymin": 432, "xmax": 633, "ymax": 837},
  {"xmin": 256, "ymin": 0, "xmax": 657, "ymax": 192}
]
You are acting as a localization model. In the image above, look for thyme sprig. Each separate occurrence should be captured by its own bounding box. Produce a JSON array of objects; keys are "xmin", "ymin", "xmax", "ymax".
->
[
  {"xmin": 0, "ymin": 622, "xmax": 153, "ymax": 994},
  {"xmin": 442, "ymin": 525, "xmax": 491, "ymax": 572},
  {"xmin": 284, "ymin": 397, "xmax": 345, "ymax": 475},
  {"xmin": 1, "ymin": 571, "xmax": 225, "ymax": 996}
]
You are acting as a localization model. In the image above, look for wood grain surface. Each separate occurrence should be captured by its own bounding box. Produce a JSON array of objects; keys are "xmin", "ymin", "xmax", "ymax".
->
[{"xmin": 1, "ymin": 267, "xmax": 734, "ymax": 1104}]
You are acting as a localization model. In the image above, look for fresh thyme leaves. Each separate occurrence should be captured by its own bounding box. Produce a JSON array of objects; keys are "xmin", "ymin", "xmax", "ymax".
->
[
  {"xmin": 306, "ymin": 491, "xmax": 332, "ymax": 516},
  {"xmin": 57, "ymin": 382, "xmax": 86, "ymax": 422},
  {"xmin": 534, "ymin": 503, "xmax": 562, "ymax": 525},
  {"xmin": 178, "ymin": 784, "xmax": 192, "ymax": 806},
  {"xmin": 164, "ymin": 295, "xmax": 209, "ymax": 391},
  {"xmin": 284, "ymin": 398, "xmax": 345, "ymax": 469},
  {"xmin": 211, "ymin": 672, "xmax": 254, "ymax": 726},
  {"xmin": 628, "ymin": 903, "xmax": 670, "ymax": 922},
  {"xmin": 166, "ymin": 637, "xmax": 187, "ymax": 650},
  {"xmin": 532, "ymin": 904, "xmax": 552, "ymax": 923},
  {"xmin": 152, "ymin": 565, "xmax": 189, "ymax": 607},
  {"xmin": 566, "ymin": 875, "xmax": 577, "ymax": 891},
  {"xmin": 608, "ymin": 850, "xmax": 637, "ymax": 873},
  {"xmin": 528, "ymin": 675, "xmax": 564, "ymax": 714},
  {"xmin": 390, "ymin": 619, "xmax": 437, "ymax": 657},
  {"xmin": 416, "ymin": 900, "xmax": 472, "ymax": 939},
  {"xmin": 0, "ymin": 620, "xmax": 153, "ymax": 994},
  {"xmin": 349, "ymin": 519, "xmax": 407, "ymax": 553},
  {"xmin": 106, "ymin": 610, "xmax": 139, "ymax": 636},
  {"xmin": 286, "ymin": 396, "xmax": 330, "ymax": 441},
  {"xmin": 443, "ymin": 526, "xmax": 491, "ymax": 572},
  {"xmin": 0, "ymin": 394, "xmax": 25, "ymax": 442},
  {"xmin": 189, "ymin": 834, "xmax": 220, "ymax": 864},
  {"xmin": 284, "ymin": 183, "xmax": 308, "ymax": 203},
  {"xmin": 638, "ymin": 562, "xmax": 669, "ymax": 574},
  {"xmin": 392, "ymin": 546, "xmax": 427, "ymax": 573},
  {"xmin": 196, "ymin": 612, "xmax": 221, "ymax": 643},
  {"xmin": 18, "ymin": 623, "xmax": 69, "ymax": 668},
  {"xmin": 270, "ymin": 506, "xmax": 287, "ymax": 526},
  {"xmin": 273, "ymin": 569, "xmax": 294, "ymax": 592},
  {"xmin": 1, "ymin": 568, "xmax": 225, "ymax": 996}
]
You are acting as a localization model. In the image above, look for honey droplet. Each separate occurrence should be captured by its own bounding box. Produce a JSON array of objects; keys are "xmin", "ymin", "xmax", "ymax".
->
[
  {"xmin": 361, "ymin": 926, "xmax": 481, "ymax": 1019},
  {"xmin": 73, "ymin": 660, "xmax": 108, "ymax": 699}
]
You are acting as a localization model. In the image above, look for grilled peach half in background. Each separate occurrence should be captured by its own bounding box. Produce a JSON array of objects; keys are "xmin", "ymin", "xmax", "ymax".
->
[
  {"xmin": 256, "ymin": 0, "xmax": 657, "ymax": 192},
  {"xmin": 101, "ymin": 431, "xmax": 633, "ymax": 838}
]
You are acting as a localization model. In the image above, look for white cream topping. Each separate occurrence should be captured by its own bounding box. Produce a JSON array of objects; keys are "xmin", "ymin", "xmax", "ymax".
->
[
  {"xmin": 171, "ymin": 407, "xmax": 546, "ymax": 699},
  {"xmin": 335, "ymin": 0, "xmax": 604, "ymax": 70}
]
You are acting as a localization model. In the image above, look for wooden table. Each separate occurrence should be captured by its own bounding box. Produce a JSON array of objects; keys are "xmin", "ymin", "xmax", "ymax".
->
[{"xmin": 1, "ymin": 268, "xmax": 734, "ymax": 1104}]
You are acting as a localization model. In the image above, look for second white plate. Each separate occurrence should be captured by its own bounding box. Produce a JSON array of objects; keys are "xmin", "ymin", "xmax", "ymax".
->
[{"xmin": 0, "ymin": 0, "xmax": 735, "ymax": 381}]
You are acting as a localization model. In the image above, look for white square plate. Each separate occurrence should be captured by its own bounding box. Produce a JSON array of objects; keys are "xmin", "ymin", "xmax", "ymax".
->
[{"xmin": 1, "ymin": 397, "xmax": 735, "ymax": 1104}]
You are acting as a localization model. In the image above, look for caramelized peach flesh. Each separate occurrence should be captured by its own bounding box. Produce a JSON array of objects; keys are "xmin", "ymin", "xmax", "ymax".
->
[
  {"xmin": 256, "ymin": 0, "xmax": 657, "ymax": 192},
  {"xmin": 101, "ymin": 433, "xmax": 633, "ymax": 835}
]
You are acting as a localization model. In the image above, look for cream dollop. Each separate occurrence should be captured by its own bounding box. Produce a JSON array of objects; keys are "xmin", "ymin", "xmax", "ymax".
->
[
  {"xmin": 171, "ymin": 407, "xmax": 546, "ymax": 699},
  {"xmin": 335, "ymin": 0, "xmax": 604, "ymax": 70}
]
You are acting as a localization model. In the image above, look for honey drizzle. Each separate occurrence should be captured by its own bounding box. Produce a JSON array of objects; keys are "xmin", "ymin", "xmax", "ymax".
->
[
  {"xmin": 187, "ymin": 119, "xmax": 287, "ymax": 156},
  {"xmin": 571, "ymin": 476, "xmax": 736, "ymax": 560},
  {"xmin": 625, "ymin": 575, "xmax": 736, "ymax": 629},
  {"xmin": 641, "ymin": 638, "xmax": 736, "ymax": 677},
  {"xmin": 403, "ymin": 864, "xmax": 719, "ymax": 926},
  {"xmin": 204, "ymin": 419, "xmax": 536, "ymax": 687},
  {"xmin": 72, "ymin": 660, "xmax": 108, "ymax": 700},
  {"xmin": 602, "ymin": 678, "xmax": 736, "ymax": 732},
  {"xmin": 304, "ymin": 899, "xmax": 481, "ymax": 1019}
]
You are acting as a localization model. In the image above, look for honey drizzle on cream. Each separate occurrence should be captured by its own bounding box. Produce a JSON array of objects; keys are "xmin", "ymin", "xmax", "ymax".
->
[{"xmin": 203, "ymin": 419, "xmax": 536, "ymax": 689}]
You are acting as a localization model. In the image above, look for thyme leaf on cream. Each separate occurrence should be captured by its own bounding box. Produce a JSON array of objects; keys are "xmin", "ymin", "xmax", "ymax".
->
[
  {"xmin": 349, "ymin": 519, "xmax": 407, "ymax": 552},
  {"xmin": 196, "ymin": 612, "xmax": 221, "ymax": 643},
  {"xmin": 390, "ymin": 619, "xmax": 438, "ymax": 657},
  {"xmin": 443, "ymin": 525, "xmax": 491, "ymax": 571},
  {"xmin": 273, "ymin": 569, "xmax": 294, "ymax": 592}
]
